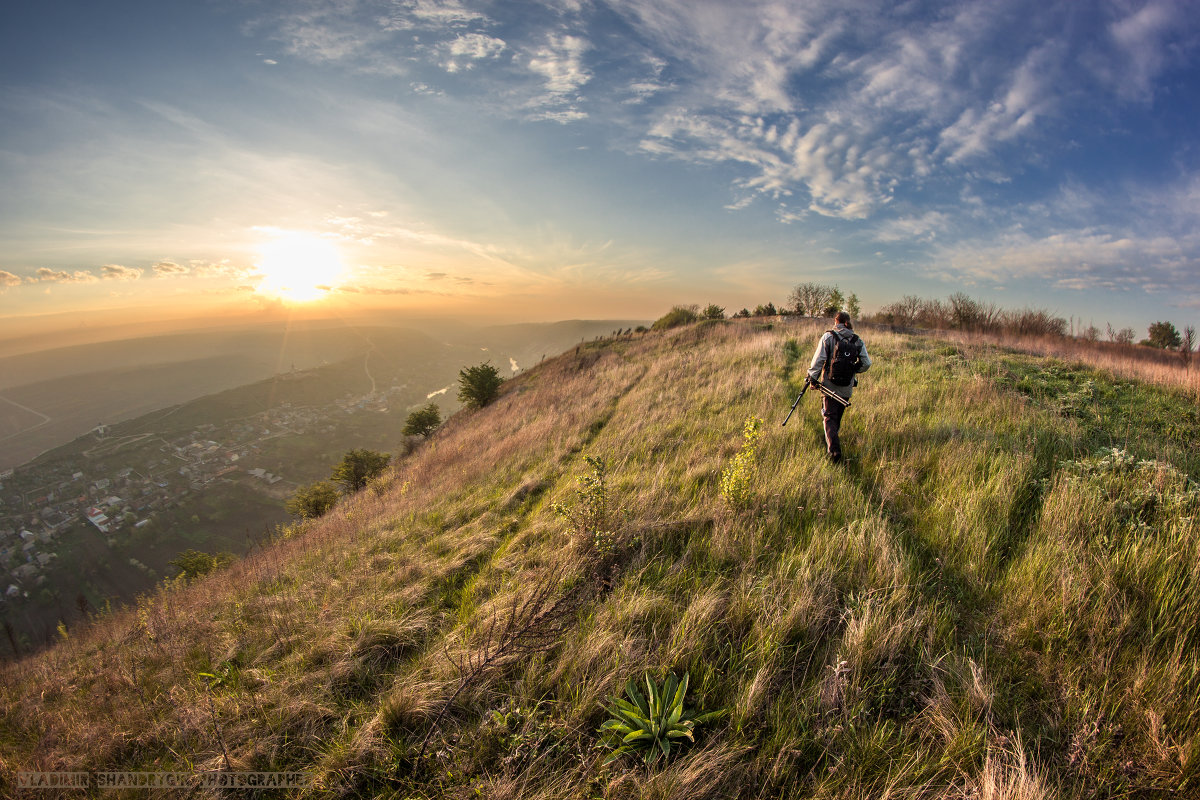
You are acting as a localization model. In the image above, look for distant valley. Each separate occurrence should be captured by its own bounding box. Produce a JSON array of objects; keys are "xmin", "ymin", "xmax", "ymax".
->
[{"xmin": 0, "ymin": 318, "xmax": 644, "ymax": 651}]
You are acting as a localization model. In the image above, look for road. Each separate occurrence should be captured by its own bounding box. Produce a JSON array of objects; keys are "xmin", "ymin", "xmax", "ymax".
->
[{"xmin": 0, "ymin": 394, "xmax": 52, "ymax": 441}]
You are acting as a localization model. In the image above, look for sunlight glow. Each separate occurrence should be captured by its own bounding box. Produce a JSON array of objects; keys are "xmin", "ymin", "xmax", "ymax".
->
[{"xmin": 255, "ymin": 231, "xmax": 345, "ymax": 303}]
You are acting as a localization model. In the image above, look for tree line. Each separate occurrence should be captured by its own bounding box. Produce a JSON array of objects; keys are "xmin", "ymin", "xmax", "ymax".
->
[{"xmin": 695, "ymin": 282, "xmax": 1196, "ymax": 364}]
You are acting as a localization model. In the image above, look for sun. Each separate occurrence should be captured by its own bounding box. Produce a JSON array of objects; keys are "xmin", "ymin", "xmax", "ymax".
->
[{"xmin": 255, "ymin": 231, "xmax": 345, "ymax": 303}]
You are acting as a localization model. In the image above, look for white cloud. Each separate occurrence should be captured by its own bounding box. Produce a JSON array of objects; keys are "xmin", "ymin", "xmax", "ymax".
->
[
  {"xmin": 932, "ymin": 228, "xmax": 1198, "ymax": 294},
  {"xmin": 100, "ymin": 264, "xmax": 143, "ymax": 281},
  {"xmin": 152, "ymin": 260, "xmax": 188, "ymax": 276},
  {"xmin": 443, "ymin": 33, "xmax": 506, "ymax": 72},
  {"xmin": 380, "ymin": 0, "xmax": 488, "ymax": 31},
  {"xmin": 1106, "ymin": 0, "xmax": 1186, "ymax": 100},
  {"xmin": 0, "ymin": 270, "xmax": 22, "ymax": 288},
  {"xmin": 873, "ymin": 212, "xmax": 950, "ymax": 243},
  {"xmin": 35, "ymin": 268, "xmax": 98, "ymax": 283},
  {"xmin": 523, "ymin": 33, "xmax": 592, "ymax": 120}
]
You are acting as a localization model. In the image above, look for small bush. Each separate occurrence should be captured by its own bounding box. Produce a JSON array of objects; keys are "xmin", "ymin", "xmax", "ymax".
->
[
  {"xmin": 168, "ymin": 549, "xmax": 234, "ymax": 580},
  {"xmin": 286, "ymin": 480, "xmax": 340, "ymax": 519},
  {"xmin": 719, "ymin": 416, "xmax": 763, "ymax": 508},
  {"xmin": 332, "ymin": 449, "xmax": 391, "ymax": 493},
  {"xmin": 702, "ymin": 304, "xmax": 725, "ymax": 320},
  {"xmin": 403, "ymin": 403, "xmax": 442, "ymax": 437},
  {"xmin": 458, "ymin": 362, "xmax": 504, "ymax": 408},
  {"xmin": 552, "ymin": 455, "xmax": 620, "ymax": 559},
  {"xmin": 651, "ymin": 305, "xmax": 700, "ymax": 331}
]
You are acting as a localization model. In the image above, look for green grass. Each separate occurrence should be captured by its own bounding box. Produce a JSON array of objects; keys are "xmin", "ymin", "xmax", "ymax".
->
[{"xmin": 2, "ymin": 319, "xmax": 1198, "ymax": 798}]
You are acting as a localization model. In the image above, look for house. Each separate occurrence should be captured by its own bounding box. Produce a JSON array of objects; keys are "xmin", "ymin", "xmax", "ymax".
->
[
  {"xmin": 13, "ymin": 563, "xmax": 38, "ymax": 580},
  {"xmin": 85, "ymin": 507, "xmax": 111, "ymax": 533}
]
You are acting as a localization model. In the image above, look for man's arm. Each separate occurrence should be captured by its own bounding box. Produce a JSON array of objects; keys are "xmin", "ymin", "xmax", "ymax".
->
[
  {"xmin": 856, "ymin": 339, "xmax": 871, "ymax": 374},
  {"xmin": 807, "ymin": 332, "xmax": 831, "ymax": 384}
]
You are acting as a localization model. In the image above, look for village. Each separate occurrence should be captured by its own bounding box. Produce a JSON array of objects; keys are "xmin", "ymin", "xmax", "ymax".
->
[{"xmin": 0, "ymin": 385, "xmax": 402, "ymax": 612}]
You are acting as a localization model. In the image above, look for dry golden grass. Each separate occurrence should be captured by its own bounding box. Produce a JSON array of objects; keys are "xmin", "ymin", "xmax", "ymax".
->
[{"xmin": 2, "ymin": 317, "xmax": 1197, "ymax": 799}]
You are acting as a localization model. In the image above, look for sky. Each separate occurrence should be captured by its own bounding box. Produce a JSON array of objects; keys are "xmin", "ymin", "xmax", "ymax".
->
[{"xmin": 2, "ymin": 0, "xmax": 1199, "ymax": 337}]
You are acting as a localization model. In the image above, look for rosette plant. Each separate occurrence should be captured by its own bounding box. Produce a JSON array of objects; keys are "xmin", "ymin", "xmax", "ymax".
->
[{"xmin": 599, "ymin": 672, "xmax": 725, "ymax": 765}]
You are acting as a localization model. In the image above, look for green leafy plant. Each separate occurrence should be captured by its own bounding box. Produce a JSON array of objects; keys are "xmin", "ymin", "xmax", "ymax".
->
[
  {"xmin": 599, "ymin": 672, "xmax": 724, "ymax": 765},
  {"xmin": 458, "ymin": 362, "xmax": 504, "ymax": 408},
  {"xmin": 285, "ymin": 480, "xmax": 340, "ymax": 519},
  {"xmin": 332, "ymin": 448, "xmax": 391, "ymax": 493},
  {"xmin": 651, "ymin": 305, "xmax": 699, "ymax": 331},
  {"xmin": 719, "ymin": 416, "xmax": 763, "ymax": 508},
  {"xmin": 552, "ymin": 455, "xmax": 620, "ymax": 558},
  {"xmin": 403, "ymin": 402, "xmax": 442, "ymax": 437}
]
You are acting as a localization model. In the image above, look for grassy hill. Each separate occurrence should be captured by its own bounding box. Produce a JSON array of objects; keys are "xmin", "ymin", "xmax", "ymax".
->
[{"xmin": 2, "ymin": 318, "xmax": 1198, "ymax": 798}]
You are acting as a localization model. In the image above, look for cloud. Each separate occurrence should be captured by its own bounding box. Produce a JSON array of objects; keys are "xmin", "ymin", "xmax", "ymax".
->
[
  {"xmin": 873, "ymin": 212, "xmax": 951, "ymax": 243},
  {"xmin": 101, "ymin": 264, "xmax": 143, "ymax": 280},
  {"xmin": 35, "ymin": 268, "xmax": 98, "ymax": 283},
  {"xmin": 443, "ymin": 33, "xmax": 506, "ymax": 72},
  {"xmin": 522, "ymin": 33, "xmax": 592, "ymax": 121},
  {"xmin": 152, "ymin": 260, "xmax": 188, "ymax": 276},
  {"xmin": 931, "ymin": 227, "xmax": 1198, "ymax": 295},
  {"xmin": 1103, "ymin": 0, "xmax": 1190, "ymax": 100},
  {"xmin": 0, "ymin": 270, "xmax": 21, "ymax": 288},
  {"xmin": 262, "ymin": 58, "xmax": 278, "ymax": 65},
  {"xmin": 380, "ymin": 0, "xmax": 488, "ymax": 30},
  {"xmin": 335, "ymin": 284, "xmax": 417, "ymax": 295}
]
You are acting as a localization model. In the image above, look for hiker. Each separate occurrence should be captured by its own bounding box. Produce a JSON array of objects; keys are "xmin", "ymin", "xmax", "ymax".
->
[{"xmin": 807, "ymin": 311, "xmax": 871, "ymax": 463}]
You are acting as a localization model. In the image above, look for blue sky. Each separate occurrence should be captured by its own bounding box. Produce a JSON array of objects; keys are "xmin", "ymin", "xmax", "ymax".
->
[{"xmin": 1, "ymin": 0, "xmax": 1199, "ymax": 333}]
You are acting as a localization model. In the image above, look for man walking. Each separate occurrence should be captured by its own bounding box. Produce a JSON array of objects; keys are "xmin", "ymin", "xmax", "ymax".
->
[{"xmin": 807, "ymin": 311, "xmax": 871, "ymax": 463}]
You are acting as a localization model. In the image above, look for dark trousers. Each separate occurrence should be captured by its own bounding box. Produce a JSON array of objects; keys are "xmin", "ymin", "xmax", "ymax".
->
[{"xmin": 822, "ymin": 395, "xmax": 846, "ymax": 460}]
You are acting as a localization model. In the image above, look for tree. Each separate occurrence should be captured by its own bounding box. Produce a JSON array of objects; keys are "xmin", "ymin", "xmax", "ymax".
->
[
  {"xmin": 788, "ymin": 282, "xmax": 831, "ymax": 316},
  {"xmin": 169, "ymin": 549, "xmax": 234, "ymax": 580},
  {"xmin": 1106, "ymin": 323, "xmax": 1136, "ymax": 346},
  {"xmin": 823, "ymin": 287, "xmax": 845, "ymax": 317},
  {"xmin": 752, "ymin": 302, "xmax": 777, "ymax": 317},
  {"xmin": 846, "ymin": 293, "xmax": 861, "ymax": 319},
  {"xmin": 286, "ymin": 480, "xmax": 340, "ymax": 519},
  {"xmin": 458, "ymin": 362, "xmax": 504, "ymax": 408},
  {"xmin": 332, "ymin": 449, "xmax": 391, "ymax": 493},
  {"xmin": 1182, "ymin": 325, "xmax": 1197, "ymax": 369},
  {"xmin": 1147, "ymin": 321, "xmax": 1182, "ymax": 350},
  {"xmin": 403, "ymin": 403, "xmax": 442, "ymax": 437},
  {"xmin": 733, "ymin": 308, "xmax": 751, "ymax": 318},
  {"xmin": 702, "ymin": 303, "xmax": 725, "ymax": 320}
]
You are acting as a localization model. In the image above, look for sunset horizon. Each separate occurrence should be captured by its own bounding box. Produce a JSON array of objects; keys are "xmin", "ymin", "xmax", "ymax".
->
[{"xmin": 3, "ymin": 0, "xmax": 1199, "ymax": 341}]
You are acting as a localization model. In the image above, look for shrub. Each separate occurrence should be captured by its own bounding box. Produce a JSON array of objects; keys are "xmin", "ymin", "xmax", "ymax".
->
[
  {"xmin": 286, "ymin": 480, "xmax": 340, "ymax": 519},
  {"xmin": 651, "ymin": 305, "xmax": 700, "ymax": 331},
  {"xmin": 403, "ymin": 403, "xmax": 442, "ymax": 437},
  {"xmin": 552, "ymin": 455, "xmax": 620, "ymax": 559},
  {"xmin": 599, "ymin": 672, "xmax": 725, "ymax": 765},
  {"xmin": 719, "ymin": 416, "xmax": 763, "ymax": 508},
  {"xmin": 702, "ymin": 303, "xmax": 725, "ymax": 320},
  {"xmin": 458, "ymin": 362, "xmax": 504, "ymax": 408},
  {"xmin": 1148, "ymin": 320, "xmax": 1183, "ymax": 350},
  {"xmin": 169, "ymin": 549, "xmax": 234, "ymax": 580},
  {"xmin": 332, "ymin": 449, "xmax": 391, "ymax": 493}
]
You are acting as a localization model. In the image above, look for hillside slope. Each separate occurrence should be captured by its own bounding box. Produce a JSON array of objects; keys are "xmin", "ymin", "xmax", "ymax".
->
[{"xmin": 2, "ymin": 319, "xmax": 1198, "ymax": 798}]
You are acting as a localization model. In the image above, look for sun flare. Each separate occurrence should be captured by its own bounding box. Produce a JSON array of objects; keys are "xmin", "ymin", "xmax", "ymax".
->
[{"xmin": 255, "ymin": 231, "xmax": 345, "ymax": 303}]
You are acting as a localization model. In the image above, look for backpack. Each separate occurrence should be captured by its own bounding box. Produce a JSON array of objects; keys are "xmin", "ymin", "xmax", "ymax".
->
[{"xmin": 825, "ymin": 329, "xmax": 861, "ymax": 387}]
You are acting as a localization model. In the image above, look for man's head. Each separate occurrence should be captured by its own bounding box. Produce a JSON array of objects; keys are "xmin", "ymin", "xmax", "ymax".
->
[{"xmin": 835, "ymin": 310, "xmax": 851, "ymax": 327}]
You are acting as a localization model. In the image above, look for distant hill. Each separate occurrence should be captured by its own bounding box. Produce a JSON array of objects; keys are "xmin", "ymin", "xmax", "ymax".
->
[
  {"xmin": 0, "ymin": 319, "xmax": 645, "ymax": 471},
  {"xmin": 3, "ymin": 319, "xmax": 1197, "ymax": 798}
]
